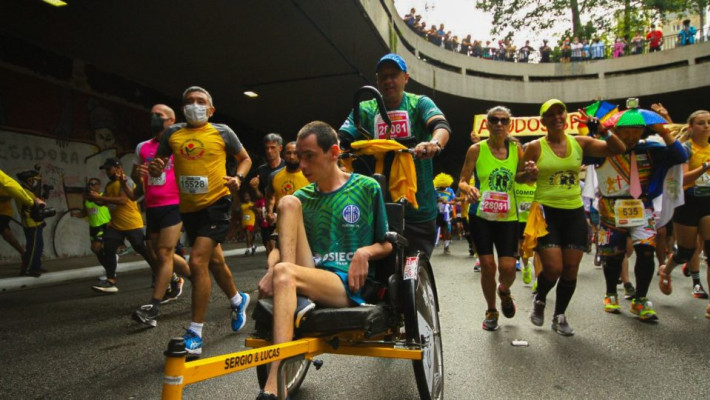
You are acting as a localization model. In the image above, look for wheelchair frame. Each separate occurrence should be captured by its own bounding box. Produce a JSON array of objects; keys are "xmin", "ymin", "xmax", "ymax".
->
[{"xmin": 160, "ymin": 86, "xmax": 444, "ymax": 400}]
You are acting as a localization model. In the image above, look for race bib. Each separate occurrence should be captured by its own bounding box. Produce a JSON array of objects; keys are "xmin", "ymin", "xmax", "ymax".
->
[
  {"xmin": 480, "ymin": 191, "xmax": 510, "ymax": 221},
  {"xmin": 148, "ymin": 172, "xmax": 166, "ymax": 186},
  {"xmin": 179, "ymin": 176, "xmax": 208, "ymax": 194},
  {"xmin": 614, "ymin": 199, "xmax": 645, "ymax": 227},
  {"xmin": 242, "ymin": 214, "xmax": 252, "ymax": 222},
  {"xmin": 695, "ymin": 173, "xmax": 710, "ymax": 196},
  {"xmin": 518, "ymin": 201, "xmax": 532, "ymax": 214},
  {"xmin": 374, "ymin": 110, "xmax": 411, "ymax": 139}
]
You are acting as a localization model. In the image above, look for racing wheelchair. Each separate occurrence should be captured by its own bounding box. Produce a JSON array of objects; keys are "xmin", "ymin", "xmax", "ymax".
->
[{"xmin": 161, "ymin": 86, "xmax": 444, "ymax": 400}]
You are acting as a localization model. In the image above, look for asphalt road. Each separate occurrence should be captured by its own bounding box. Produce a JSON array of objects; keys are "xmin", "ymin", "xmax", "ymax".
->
[{"xmin": 1, "ymin": 240, "xmax": 709, "ymax": 400}]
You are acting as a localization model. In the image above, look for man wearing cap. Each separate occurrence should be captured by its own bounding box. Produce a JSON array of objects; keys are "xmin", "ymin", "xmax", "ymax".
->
[
  {"xmin": 88, "ymin": 158, "xmax": 153, "ymax": 293},
  {"xmin": 339, "ymin": 53, "xmax": 451, "ymax": 259},
  {"xmin": 517, "ymin": 99, "xmax": 625, "ymax": 335},
  {"xmin": 149, "ymin": 86, "xmax": 252, "ymax": 358}
]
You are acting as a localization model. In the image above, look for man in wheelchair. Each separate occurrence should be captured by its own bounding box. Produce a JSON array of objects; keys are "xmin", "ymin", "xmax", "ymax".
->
[{"xmin": 256, "ymin": 121, "xmax": 393, "ymax": 400}]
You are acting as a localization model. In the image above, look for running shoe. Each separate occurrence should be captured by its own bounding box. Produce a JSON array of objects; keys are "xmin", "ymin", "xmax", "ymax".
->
[
  {"xmin": 551, "ymin": 314, "xmax": 575, "ymax": 336},
  {"xmin": 681, "ymin": 263, "xmax": 690, "ymax": 277},
  {"xmin": 522, "ymin": 262, "xmax": 533, "ymax": 285},
  {"xmin": 482, "ymin": 309, "xmax": 499, "ymax": 331},
  {"xmin": 515, "ymin": 260, "xmax": 521, "ymax": 271},
  {"xmin": 244, "ymin": 249, "xmax": 250, "ymax": 256},
  {"xmin": 531, "ymin": 279, "xmax": 538, "ymax": 294},
  {"xmin": 256, "ymin": 391, "xmax": 278, "ymax": 400},
  {"xmin": 623, "ymin": 282, "xmax": 636, "ymax": 300},
  {"xmin": 473, "ymin": 259, "xmax": 481, "ymax": 272},
  {"xmin": 630, "ymin": 297, "xmax": 658, "ymax": 321},
  {"xmin": 230, "ymin": 292, "xmax": 251, "ymax": 332},
  {"xmin": 594, "ymin": 253, "xmax": 602, "ymax": 267},
  {"xmin": 498, "ymin": 285, "xmax": 516, "ymax": 318},
  {"xmin": 658, "ymin": 265, "xmax": 672, "ymax": 295},
  {"xmin": 530, "ymin": 299, "xmax": 545, "ymax": 326},
  {"xmin": 692, "ymin": 284, "xmax": 709, "ymax": 299},
  {"xmin": 444, "ymin": 245, "xmax": 451, "ymax": 255},
  {"xmin": 183, "ymin": 329, "xmax": 202, "ymax": 358},
  {"xmin": 92, "ymin": 280, "xmax": 118, "ymax": 294},
  {"xmin": 468, "ymin": 248, "xmax": 475, "ymax": 257},
  {"xmin": 251, "ymin": 245, "xmax": 257, "ymax": 255},
  {"xmin": 604, "ymin": 294, "xmax": 621, "ymax": 313},
  {"xmin": 295, "ymin": 296, "xmax": 316, "ymax": 328},
  {"xmin": 162, "ymin": 276, "xmax": 185, "ymax": 304},
  {"xmin": 133, "ymin": 304, "xmax": 158, "ymax": 327}
]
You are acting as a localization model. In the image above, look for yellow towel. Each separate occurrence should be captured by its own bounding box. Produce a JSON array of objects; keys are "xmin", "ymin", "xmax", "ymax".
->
[
  {"xmin": 350, "ymin": 139, "xmax": 418, "ymax": 208},
  {"xmin": 522, "ymin": 201, "xmax": 548, "ymax": 259}
]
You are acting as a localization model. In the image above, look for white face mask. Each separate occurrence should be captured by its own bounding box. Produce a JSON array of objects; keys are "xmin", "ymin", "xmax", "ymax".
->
[{"xmin": 184, "ymin": 104, "xmax": 209, "ymax": 125}]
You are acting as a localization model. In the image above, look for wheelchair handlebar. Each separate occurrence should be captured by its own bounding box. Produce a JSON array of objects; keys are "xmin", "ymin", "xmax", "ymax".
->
[{"xmin": 352, "ymin": 86, "xmax": 390, "ymax": 140}]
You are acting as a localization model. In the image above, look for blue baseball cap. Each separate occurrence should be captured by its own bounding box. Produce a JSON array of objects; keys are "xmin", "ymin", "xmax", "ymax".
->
[{"xmin": 376, "ymin": 53, "xmax": 408, "ymax": 73}]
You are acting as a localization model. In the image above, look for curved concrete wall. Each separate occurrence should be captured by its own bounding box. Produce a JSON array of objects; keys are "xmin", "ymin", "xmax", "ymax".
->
[{"xmin": 364, "ymin": 0, "xmax": 710, "ymax": 103}]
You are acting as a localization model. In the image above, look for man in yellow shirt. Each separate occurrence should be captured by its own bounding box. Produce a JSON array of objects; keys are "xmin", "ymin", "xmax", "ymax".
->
[
  {"xmin": 150, "ymin": 86, "xmax": 252, "ymax": 359},
  {"xmin": 0, "ymin": 187, "xmax": 24, "ymax": 264},
  {"xmin": 15, "ymin": 170, "xmax": 48, "ymax": 277},
  {"xmin": 265, "ymin": 141, "xmax": 309, "ymax": 224},
  {"xmin": 87, "ymin": 158, "xmax": 153, "ymax": 293}
]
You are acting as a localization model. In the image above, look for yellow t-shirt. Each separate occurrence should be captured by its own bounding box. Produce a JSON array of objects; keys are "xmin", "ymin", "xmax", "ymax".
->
[
  {"xmin": 240, "ymin": 201, "xmax": 256, "ymax": 228},
  {"xmin": 269, "ymin": 168, "xmax": 309, "ymax": 204},
  {"xmin": 684, "ymin": 140, "xmax": 710, "ymax": 190},
  {"xmin": 104, "ymin": 179, "xmax": 144, "ymax": 231},
  {"xmin": 0, "ymin": 187, "xmax": 14, "ymax": 217},
  {"xmin": 158, "ymin": 122, "xmax": 244, "ymax": 213}
]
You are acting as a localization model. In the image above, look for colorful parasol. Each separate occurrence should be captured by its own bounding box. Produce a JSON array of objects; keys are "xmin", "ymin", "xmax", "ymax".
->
[
  {"xmin": 603, "ymin": 108, "xmax": 668, "ymax": 128},
  {"xmin": 578, "ymin": 100, "xmax": 618, "ymax": 136}
]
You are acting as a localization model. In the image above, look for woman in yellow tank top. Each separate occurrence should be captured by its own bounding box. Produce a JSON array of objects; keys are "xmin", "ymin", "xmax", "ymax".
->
[
  {"xmin": 459, "ymin": 106, "xmax": 525, "ymax": 331},
  {"xmin": 657, "ymin": 110, "xmax": 710, "ymax": 319},
  {"xmin": 516, "ymin": 99, "xmax": 625, "ymax": 336}
]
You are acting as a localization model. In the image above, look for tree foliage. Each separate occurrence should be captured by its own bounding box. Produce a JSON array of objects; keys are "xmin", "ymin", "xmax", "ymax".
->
[{"xmin": 475, "ymin": 0, "xmax": 690, "ymax": 40}]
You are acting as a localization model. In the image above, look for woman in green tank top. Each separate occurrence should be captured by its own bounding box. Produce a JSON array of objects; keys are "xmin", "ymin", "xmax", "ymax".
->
[
  {"xmin": 459, "ymin": 106, "xmax": 525, "ymax": 331},
  {"xmin": 516, "ymin": 99, "xmax": 625, "ymax": 336}
]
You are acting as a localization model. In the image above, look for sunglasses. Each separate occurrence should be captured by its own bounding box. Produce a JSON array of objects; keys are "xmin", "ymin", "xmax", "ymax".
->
[{"xmin": 488, "ymin": 116, "xmax": 510, "ymax": 125}]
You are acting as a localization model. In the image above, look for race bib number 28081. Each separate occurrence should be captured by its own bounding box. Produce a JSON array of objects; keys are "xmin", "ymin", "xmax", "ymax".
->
[{"xmin": 375, "ymin": 111, "xmax": 411, "ymax": 139}]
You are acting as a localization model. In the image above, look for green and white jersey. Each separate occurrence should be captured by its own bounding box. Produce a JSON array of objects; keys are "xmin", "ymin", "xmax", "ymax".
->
[
  {"xmin": 294, "ymin": 174, "xmax": 388, "ymax": 278},
  {"xmin": 339, "ymin": 91, "xmax": 445, "ymax": 223}
]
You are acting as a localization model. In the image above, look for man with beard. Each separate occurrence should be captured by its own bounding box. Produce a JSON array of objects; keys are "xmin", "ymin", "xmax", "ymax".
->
[{"xmin": 264, "ymin": 141, "xmax": 309, "ymax": 224}]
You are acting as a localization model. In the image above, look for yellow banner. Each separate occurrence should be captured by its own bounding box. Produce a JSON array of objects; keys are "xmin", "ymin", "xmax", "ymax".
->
[{"xmin": 473, "ymin": 112, "xmax": 585, "ymax": 137}]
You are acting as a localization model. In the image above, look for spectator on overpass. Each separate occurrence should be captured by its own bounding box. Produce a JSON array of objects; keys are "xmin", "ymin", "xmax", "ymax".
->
[
  {"xmin": 590, "ymin": 37, "xmax": 606, "ymax": 60},
  {"xmin": 646, "ymin": 24, "xmax": 664, "ymax": 52},
  {"xmin": 678, "ymin": 19, "xmax": 697, "ymax": 46}
]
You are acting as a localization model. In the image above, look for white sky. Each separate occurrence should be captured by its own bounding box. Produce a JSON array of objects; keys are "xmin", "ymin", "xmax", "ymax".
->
[{"xmin": 393, "ymin": 0, "xmax": 565, "ymax": 46}]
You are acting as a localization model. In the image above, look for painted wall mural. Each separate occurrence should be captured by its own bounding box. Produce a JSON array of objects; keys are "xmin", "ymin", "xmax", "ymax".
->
[{"xmin": 0, "ymin": 66, "xmax": 150, "ymax": 264}]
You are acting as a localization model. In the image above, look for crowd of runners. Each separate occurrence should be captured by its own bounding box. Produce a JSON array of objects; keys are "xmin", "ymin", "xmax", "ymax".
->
[{"xmin": 2, "ymin": 52, "xmax": 709, "ymax": 400}]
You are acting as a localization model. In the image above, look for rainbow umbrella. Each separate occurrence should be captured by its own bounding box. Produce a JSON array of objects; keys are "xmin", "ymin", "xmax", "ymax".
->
[
  {"xmin": 603, "ymin": 108, "xmax": 667, "ymax": 128},
  {"xmin": 585, "ymin": 101, "xmax": 618, "ymax": 121},
  {"xmin": 578, "ymin": 100, "xmax": 618, "ymax": 136}
]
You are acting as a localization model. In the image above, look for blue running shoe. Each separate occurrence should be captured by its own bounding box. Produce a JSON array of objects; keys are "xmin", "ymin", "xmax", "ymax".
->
[
  {"xmin": 515, "ymin": 260, "xmax": 521, "ymax": 271},
  {"xmin": 231, "ymin": 292, "xmax": 251, "ymax": 332},
  {"xmin": 183, "ymin": 329, "xmax": 202, "ymax": 358}
]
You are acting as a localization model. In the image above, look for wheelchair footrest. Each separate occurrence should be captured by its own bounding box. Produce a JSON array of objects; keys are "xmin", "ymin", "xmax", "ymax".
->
[{"xmin": 253, "ymin": 298, "xmax": 395, "ymax": 338}]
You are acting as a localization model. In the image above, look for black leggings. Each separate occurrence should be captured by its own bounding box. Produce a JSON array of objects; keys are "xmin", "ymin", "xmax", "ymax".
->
[
  {"xmin": 603, "ymin": 244, "xmax": 655, "ymax": 298},
  {"xmin": 101, "ymin": 226, "xmax": 149, "ymax": 279}
]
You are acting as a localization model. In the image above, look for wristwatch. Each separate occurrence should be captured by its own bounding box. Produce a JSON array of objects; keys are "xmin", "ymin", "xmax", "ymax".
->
[{"xmin": 235, "ymin": 173, "xmax": 245, "ymax": 182}]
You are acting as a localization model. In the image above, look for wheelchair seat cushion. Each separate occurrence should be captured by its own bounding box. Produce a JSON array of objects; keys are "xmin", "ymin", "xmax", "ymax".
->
[{"xmin": 252, "ymin": 298, "xmax": 394, "ymax": 338}]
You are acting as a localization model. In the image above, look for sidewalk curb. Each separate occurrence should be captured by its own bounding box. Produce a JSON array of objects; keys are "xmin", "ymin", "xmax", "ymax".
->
[{"xmin": 0, "ymin": 248, "xmax": 257, "ymax": 293}]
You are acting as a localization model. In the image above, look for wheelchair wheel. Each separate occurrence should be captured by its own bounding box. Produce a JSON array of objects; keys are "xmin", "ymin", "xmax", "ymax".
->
[
  {"xmin": 404, "ymin": 258, "xmax": 444, "ymax": 400},
  {"xmin": 256, "ymin": 357, "xmax": 311, "ymax": 396}
]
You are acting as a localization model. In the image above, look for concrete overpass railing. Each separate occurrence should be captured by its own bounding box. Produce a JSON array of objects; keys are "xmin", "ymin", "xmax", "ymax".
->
[{"xmin": 362, "ymin": 0, "xmax": 710, "ymax": 103}]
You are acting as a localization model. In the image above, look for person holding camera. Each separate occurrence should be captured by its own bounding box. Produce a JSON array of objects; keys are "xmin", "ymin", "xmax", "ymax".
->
[
  {"xmin": 15, "ymin": 169, "xmax": 49, "ymax": 277},
  {"xmin": 88, "ymin": 158, "xmax": 153, "ymax": 293}
]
